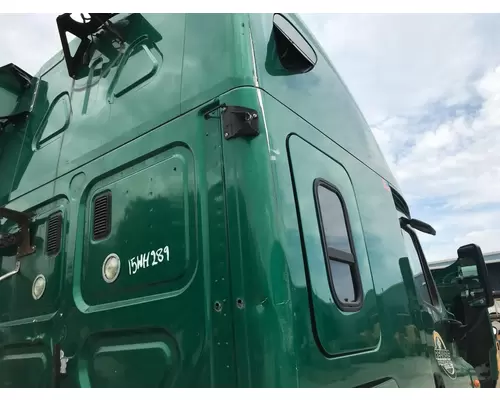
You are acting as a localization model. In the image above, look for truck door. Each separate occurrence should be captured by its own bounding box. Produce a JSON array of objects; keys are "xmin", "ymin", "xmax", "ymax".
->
[
  {"xmin": 0, "ymin": 199, "xmax": 67, "ymax": 387},
  {"xmin": 53, "ymin": 107, "xmax": 234, "ymax": 387},
  {"xmin": 398, "ymin": 218, "xmax": 473, "ymax": 387}
]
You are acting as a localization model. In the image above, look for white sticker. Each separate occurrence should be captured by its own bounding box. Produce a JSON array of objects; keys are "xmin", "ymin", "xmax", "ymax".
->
[
  {"xmin": 433, "ymin": 330, "xmax": 456, "ymax": 379},
  {"xmin": 128, "ymin": 245, "xmax": 170, "ymax": 275}
]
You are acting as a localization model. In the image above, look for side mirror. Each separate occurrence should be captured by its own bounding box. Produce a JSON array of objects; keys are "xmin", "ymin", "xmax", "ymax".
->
[
  {"xmin": 0, "ymin": 63, "xmax": 33, "ymax": 133},
  {"xmin": 0, "ymin": 63, "xmax": 32, "ymax": 114},
  {"xmin": 457, "ymin": 243, "xmax": 494, "ymax": 308}
]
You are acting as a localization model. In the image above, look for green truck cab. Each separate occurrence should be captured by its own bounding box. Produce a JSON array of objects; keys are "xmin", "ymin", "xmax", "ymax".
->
[{"xmin": 0, "ymin": 13, "xmax": 496, "ymax": 388}]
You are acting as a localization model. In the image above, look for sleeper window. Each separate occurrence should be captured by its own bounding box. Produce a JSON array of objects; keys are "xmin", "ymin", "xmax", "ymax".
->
[{"xmin": 315, "ymin": 181, "xmax": 362, "ymax": 308}]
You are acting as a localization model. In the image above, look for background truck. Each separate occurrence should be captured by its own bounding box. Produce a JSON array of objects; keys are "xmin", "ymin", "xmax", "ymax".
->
[
  {"xmin": 0, "ymin": 13, "xmax": 497, "ymax": 387},
  {"xmin": 430, "ymin": 251, "xmax": 500, "ymax": 387}
]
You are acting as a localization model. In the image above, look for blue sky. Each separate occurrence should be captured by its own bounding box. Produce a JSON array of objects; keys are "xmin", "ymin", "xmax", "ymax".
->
[
  {"xmin": 1, "ymin": 13, "xmax": 500, "ymax": 261},
  {"xmin": 301, "ymin": 13, "xmax": 500, "ymax": 261}
]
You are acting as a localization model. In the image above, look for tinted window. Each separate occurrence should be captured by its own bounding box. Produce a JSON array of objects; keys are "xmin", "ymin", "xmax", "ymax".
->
[
  {"xmin": 401, "ymin": 229, "xmax": 432, "ymax": 305},
  {"xmin": 315, "ymin": 181, "xmax": 362, "ymax": 308},
  {"xmin": 317, "ymin": 186, "xmax": 351, "ymax": 254},
  {"xmin": 329, "ymin": 259, "xmax": 356, "ymax": 303}
]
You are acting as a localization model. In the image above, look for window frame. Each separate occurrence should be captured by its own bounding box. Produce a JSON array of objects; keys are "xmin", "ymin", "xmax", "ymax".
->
[
  {"xmin": 400, "ymin": 219, "xmax": 440, "ymax": 307},
  {"xmin": 313, "ymin": 178, "xmax": 364, "ymax": 312}
]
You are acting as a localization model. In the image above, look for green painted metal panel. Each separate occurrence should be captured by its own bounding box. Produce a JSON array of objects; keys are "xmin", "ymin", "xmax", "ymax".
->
[
  {"xmin": 0, "ymin": 12, "xmax": 488, "ymax": 388},
  {"xmin": 0, "ymin": 187, "xmax": 65, "ymax": 387},
  {"xmin": 288, "ymin": 133, "xmax": 379, "ymax": 356},
  {"xmin": 80, "ymin": 147, "xmax": 195, "ymax": 306},
  {"xmin": 248, "ymin": 13, "xmax": 398, "ymax": 192},
  {"xmin": 0, "ymin": 197, "xmax": 67, "ymax": 322},
  {"xmin": 56, "ymin": 107, "xmax": 233, "ymax": 387}
]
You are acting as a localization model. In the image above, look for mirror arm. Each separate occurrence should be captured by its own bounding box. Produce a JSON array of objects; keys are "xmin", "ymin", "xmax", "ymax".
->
[
  {"xmin": 443, "ymin": 319, "xmax": 469, "ymax": 342},
  {"xmin": 400, "ymin": 216, "xmax": 436, "ymax": 236},
  {"xmin": 445, "ymin": 312, "xmax": 486, "ymax": 342}
]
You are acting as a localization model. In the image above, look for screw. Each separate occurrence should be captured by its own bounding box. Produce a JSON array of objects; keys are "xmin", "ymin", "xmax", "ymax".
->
[
  {"xmin": 224, "ymin": 132, "xmax": 229, "ymax": 137},
  {"xmin": 214, "ymin": 301, "xmax": 222, "ymax": 312}
]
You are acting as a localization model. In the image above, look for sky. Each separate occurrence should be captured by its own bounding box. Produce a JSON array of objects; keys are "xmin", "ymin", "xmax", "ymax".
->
[
  {"xmin": 1, "ymin": 13, "xmax": 500, "ymax": 262},
  {"xmin": 301, "ymin": 14, "xmax": 500, "ymax": 262}
]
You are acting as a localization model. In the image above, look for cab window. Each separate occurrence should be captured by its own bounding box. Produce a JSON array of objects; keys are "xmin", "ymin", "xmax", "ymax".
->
[
  {"xmin": 399, "ymin": 213, "xmax": 439, "ymax": 306},
  {"xmin": 401, "ymin": 228, "xmax": 433, "ymax": 305},
  {"xmin": 314, "ymin": 179, "xmax": 363, "ymax": 309}
]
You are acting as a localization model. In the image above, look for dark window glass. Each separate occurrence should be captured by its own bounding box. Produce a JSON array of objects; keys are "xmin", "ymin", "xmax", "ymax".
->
[
  {"xmin": 401, "ymin": 228, "xmax": 433, "ymax": 305},
  {"xmin": 329, "ymin": 260, "xmax": 356, "ymax": 303},
  {"xmin": 315, "ymin": 181, "xmax": 362, "ymax": 310},
  {"xmin": 317, "ymin": 186, "xmax": 352, "ymax": 254}
]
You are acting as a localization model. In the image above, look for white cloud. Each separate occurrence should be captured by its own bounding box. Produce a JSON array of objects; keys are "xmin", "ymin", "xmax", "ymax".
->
[
  {"xmin": 0, "ymin": 14, "xmax": 60, "ymax": 75},
  {"xmin": 1, "ymin": 13, "xmax": 499, "ymax": 262},
  {"xmin": 393, "ymin": 67, "xmax": 500, "ymax": 207},
  {"xmin": 302, "ymin": 13, "xmax": 500, "ymax": 123},
  {"xmin": 302, "ymin": 13, "xmax": 500, "ymax": 261}
]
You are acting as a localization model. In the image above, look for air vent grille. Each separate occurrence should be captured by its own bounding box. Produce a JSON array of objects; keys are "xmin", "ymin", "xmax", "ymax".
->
[
  {"xmin": 46, "ymin": 212, "xmax": 62, "ymax": 256},
  {"xmin": 93, "ymin": 192, "xmax": 111, "ymax": 240}
]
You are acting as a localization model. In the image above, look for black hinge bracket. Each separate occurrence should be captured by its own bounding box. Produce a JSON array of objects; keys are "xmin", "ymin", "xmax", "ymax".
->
[
  {"xmin": 202, "ymin": 103, "xmax": 260, "ymax": 140},
  {"xmin": 56, "ymin": 13, "xmax": 118, "ymax": 78},
  {"xmin": 222, "ymin": 106, "xmax": 259, "ymax": 140},
  {"xmin": 0, "ymin": 207, "xmax": 36, "ymax": 258}
]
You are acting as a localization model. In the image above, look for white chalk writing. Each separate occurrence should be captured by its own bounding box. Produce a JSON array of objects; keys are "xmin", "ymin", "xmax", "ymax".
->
[{"xmin": 128, "ymin": 245, "xmax": 170, "ymax": 275}]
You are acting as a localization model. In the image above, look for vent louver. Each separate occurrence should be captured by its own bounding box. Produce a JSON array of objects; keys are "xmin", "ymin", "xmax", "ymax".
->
[
  {"xmin": 46, "ymin": 212, "xmax": 62, "ymax": 256},
  {"xmin": 93, "ymin": 192, "xmax": 111, "ymax": 241}
]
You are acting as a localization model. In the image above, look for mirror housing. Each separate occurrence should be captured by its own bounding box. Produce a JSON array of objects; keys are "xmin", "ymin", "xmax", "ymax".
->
[
  {"xmin": 457, "ymin": 244, "xmax": 494, "ymax": 309},
  {"xmin": 0, "ymin": 63, "xmax": 32, "ymax": 132}
]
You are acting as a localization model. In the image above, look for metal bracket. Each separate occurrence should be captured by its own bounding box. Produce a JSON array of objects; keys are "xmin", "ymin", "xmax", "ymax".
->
[
  {"xmin": 221, "ymin": 106, "xmax": 259, "ymax": 140},
  {"xmin": 0, "ymin": 207, "xmax": 36, "ymax": 259},
  {"xmin": 1, "ymin": 63, "xmax": 33, "ymax": 89},
  {"xmin": 52, "ymin": 344, "xmax": 69, "ymax": 387},
  {"xmin": 60, "ymin": 349, "xmax": 69, "ymax": 374},
  {"xmin": 0, "ymin": 260, "xmax": 20, "ymax": 283},
  {"xmin": 0, "ymin": 63, "xmax": 33, "ymax": 134},
  {"xmin": 56, "ymin": 13, "xmax": 118, "ymax": 78},
  {"xmin": 0, "ymin": 111, "xmax": 30, "ymax": 134},
  {"xmin": 202, "ymin": 103, "xmax": 260, "ymax": 140}
]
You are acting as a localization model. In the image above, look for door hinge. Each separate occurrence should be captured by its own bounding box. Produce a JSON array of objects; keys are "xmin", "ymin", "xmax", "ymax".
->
[{"xmin": 203, "ymin": 103, "xmax": 260, "ymax": 140}]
